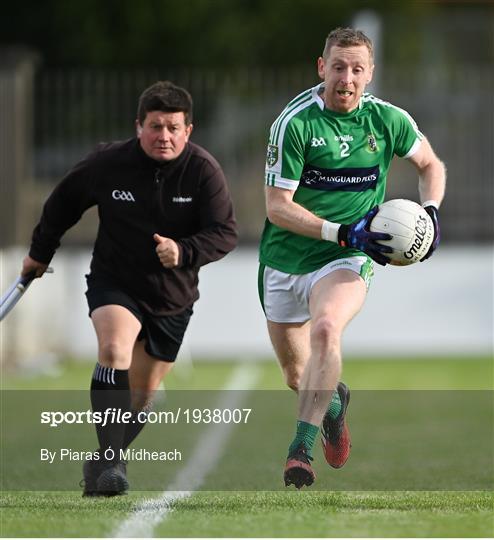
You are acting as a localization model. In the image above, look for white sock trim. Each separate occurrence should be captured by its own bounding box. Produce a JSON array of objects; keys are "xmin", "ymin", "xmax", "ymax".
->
[{"xmin": 92, "ymin": 364, "xmax": 116, "ymax": 385}]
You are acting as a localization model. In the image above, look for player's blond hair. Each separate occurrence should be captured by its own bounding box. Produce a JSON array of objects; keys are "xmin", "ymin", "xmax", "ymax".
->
[{"xmin": 322, "ymin": 27, "xmax": 374, "ymax": 61}]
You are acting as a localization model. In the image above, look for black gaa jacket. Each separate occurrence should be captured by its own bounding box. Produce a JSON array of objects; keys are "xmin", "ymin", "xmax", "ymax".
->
[{"xmin": 29, "ymin": 139, "xmax": 238, "ymax": 314}]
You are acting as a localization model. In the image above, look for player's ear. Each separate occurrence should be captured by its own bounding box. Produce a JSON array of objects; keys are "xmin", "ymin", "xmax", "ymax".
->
[
  {"xmin": 135, "ymin": 120, "xmax": 143, "ymax": 137},
  {"xmin": 317, "ymin": 57, "xmax": 326, "ymax": 80},
  {"xmin": 367, "ymin": 63, "xmax": 375, "ymax": 84},
  {"xmin": 185, "ymin": 123, "xmax": 193, "ymax": 141}
]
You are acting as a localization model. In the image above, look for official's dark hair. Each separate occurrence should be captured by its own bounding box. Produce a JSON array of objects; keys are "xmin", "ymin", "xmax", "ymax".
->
[
  {"xmin": 322, "ymin": 27, "xmax": 373, "ymax": 61},
  {"xmin": 137, "ymin": 81, "xmax": 193, "ymax": 125}
]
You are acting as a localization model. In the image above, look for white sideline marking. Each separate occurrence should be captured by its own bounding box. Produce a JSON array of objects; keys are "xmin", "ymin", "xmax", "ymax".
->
[{"xmin": 112, "ymin": 363, "xmax": 261, "ymax": 538}]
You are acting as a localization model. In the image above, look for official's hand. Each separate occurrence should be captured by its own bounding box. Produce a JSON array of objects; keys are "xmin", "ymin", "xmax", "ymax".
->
[
  {"xmin": 21, "ymin": 256, "xmax": 49, "ymax": 278},
  {"xmin": 337, "ymin": 206, "xmax": 393, "ymax": 266},
  {"xmin": 420, "ymin": 205, "xmax": 440, "ymax": 262},
  {"xmin": 153, "ymin": 234, "xmax": 180, "ymax": 268}
]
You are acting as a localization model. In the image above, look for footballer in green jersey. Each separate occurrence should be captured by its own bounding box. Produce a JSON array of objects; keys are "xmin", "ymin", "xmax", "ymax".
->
[
  {"xmin": 258, "ymin": 28, "xmax": 446, "ymax": 490},
  {"xmin": 260, "ymin": 84, "xmax": 423, "ymax": 275}
]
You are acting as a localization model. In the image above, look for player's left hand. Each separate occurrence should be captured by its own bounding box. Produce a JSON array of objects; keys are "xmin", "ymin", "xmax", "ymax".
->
[
  {"xmin": 153, "ymin": 234, "xmax": 180, "ymax": 268},
  {"xmin": 420, "ymin": 205, "xmax": 440, "ymax": 261}
]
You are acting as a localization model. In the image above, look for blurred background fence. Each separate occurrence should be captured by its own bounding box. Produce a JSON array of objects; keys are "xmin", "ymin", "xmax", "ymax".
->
[{"xmin": 2, "ymin": 61, "xmax": 494, "ymax": 246}]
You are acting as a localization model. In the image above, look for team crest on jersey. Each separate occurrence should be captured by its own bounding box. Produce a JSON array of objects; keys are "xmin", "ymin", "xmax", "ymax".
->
[
  {"xmin": 367, "ymin": 133, "xmax": 378, "ymax": 153},
  {"xmin": 266, "ymin": 144, "xmax": 279, "ymax": 167}
]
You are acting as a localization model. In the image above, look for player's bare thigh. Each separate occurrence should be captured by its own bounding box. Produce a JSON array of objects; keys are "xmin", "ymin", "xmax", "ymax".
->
[
  {"xmin": 309, "ymin": 269, "xmax": 368, "ymax": 342},
  {"xmin": 91, "ymin": 304, "xmax": 142, "ymax": 370},
  {"xmin": 267, "ymin": 320, "xmax": 311, "ymax": 392},
  {"xmin": 270, "ymin": 271, "xmax": 367, "ymax": 393},
  {"xmin": 129, "ymin": 340, "xmax": 174, "ymax": 410}
]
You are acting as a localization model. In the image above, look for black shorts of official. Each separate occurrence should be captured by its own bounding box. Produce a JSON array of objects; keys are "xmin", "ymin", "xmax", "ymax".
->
[{"xmin": 85, "ymin": 276, "xmax": 193, "ymax": 362}]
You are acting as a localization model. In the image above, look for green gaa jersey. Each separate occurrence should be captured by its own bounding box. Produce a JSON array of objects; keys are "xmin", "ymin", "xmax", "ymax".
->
[{"xmin": 259, "ymin": 83, "xmax": 423, "ymax": 274}]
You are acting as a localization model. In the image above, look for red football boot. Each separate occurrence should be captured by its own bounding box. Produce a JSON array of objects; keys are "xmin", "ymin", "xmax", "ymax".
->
[
  {"xmin": 284, "ymin": 443, "xmax": 316, "ymax": 489},
  {"xmin": 321, "ymin": 382, "xmax": 352, "ymax": 469}
]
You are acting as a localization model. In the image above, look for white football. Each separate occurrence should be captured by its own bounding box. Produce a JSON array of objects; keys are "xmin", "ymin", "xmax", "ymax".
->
[{"xmin": 370, "ymin": 199, "xmax": 434, "ymax": 266}]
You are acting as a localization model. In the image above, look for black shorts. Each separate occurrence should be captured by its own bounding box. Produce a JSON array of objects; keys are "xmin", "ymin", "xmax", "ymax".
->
[{"xmin": 85, "ymin": 275, "xmax": 193, "ymax": 362}]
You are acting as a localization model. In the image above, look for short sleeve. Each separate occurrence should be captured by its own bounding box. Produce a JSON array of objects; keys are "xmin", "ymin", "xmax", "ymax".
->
[
  {"xmin": 265, "ymin": 114, "xmax": 306, "ymax": 190},
  {"xmin": 391, "ymin": 107, "xmax": 424, "ymax": 159}
]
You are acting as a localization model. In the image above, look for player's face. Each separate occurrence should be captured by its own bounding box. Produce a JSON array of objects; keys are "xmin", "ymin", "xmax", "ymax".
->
[
  {"xmin": 137, "ymin": 111, "xmax": 193, "ymax": 162},
  {"xmin": 317, "ymin": 45, "xmax": 374, "ymax": 113}
]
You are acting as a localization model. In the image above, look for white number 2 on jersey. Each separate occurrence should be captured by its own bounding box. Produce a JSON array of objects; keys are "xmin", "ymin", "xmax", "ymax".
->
[{"xmin": 339, "ymin": 142, "xmax": 350, "ymax": 158}]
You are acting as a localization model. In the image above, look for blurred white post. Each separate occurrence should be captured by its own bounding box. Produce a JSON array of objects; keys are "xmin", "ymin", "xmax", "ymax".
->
[{"xmin": 352, "ymin": 10, "xmax": 382, "ymax": 96}]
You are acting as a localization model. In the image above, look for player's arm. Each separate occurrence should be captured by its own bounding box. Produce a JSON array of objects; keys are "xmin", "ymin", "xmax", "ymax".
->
[
  {"xmin": 27, "ymin": 155, "xmax": 97, "ymax": 272},
  {"xmin": 407, "ymin": 137, "xmax": 446, "ymax": 260},
  {"xmin": 265, "ymin": 185, "xmax": 392, "ymax": 265},
  {"xmin": 158, "ymin": 166, "xmax": 237, "ymax": 269},
  {"xmin": 408, "ymin": 137, "xmax": 446, "ymax": 208},
  {"xmin": 265, "ymin": 185, "xmax": 325, "ymax": 239}
]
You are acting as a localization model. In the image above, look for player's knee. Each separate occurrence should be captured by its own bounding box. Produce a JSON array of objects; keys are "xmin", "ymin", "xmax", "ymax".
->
[
  {"xmin": 311, "ymin": 316, "xmax": 340, "ymax": 350},
  {"xmin": 285, "ymin": 372, "xmax": 300, "ymax": 392},
  {"xmin": 99, "ymin": 341, "xmax": 132, "ymax": 368},
  {"xmin": 283, "ymin": 362, "xmax": 305, "ymax": 391}
]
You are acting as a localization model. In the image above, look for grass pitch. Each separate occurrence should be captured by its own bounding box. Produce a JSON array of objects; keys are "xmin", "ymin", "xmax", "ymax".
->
[
  {"xmin": 2, "ymin": 490, "xmax": 492, "ymax": 538},
  {"xmin": 1, "ymin": 356, "xmax": 493, "ymax": 538}
]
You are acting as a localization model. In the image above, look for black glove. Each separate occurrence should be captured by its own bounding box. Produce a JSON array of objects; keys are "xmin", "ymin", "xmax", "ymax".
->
[
  {"xmin": 420, "ymin": 205, "xmax": 440, "ymax": 261},
  {"xmin": 337, "ymin": 206, "xmax": 393, "ymax": 266}
]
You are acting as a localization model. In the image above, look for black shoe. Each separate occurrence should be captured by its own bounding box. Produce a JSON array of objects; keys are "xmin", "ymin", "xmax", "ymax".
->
[
  {"xmin": 80, "ymin": 453, "xmax": 107, "ymax": 497},
  {"xmin": 96, "ymin": 460, "xmax": 129, "ymax": 496},
  {"xmin": 321, "ymin": 382, "xmax": 352, "ymax": 469},
  {"xmin": 284, "ymin": 443, "xmax": 315, "ymax": 489}
]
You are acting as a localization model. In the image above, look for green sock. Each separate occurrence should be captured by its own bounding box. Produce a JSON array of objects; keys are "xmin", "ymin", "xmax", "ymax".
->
[
  {"xmin": 288, "ymin": 420, "xmax": 319, "ymax": 458},
  {"xmin": 326, "ymin": 388, "xmax": 342, "ymax": 420}
]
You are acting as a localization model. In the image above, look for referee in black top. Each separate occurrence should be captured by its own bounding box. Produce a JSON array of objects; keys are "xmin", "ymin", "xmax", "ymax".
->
[{"xmin": 21, "ymin": 81, "xmax": 238, "ymax": 496}]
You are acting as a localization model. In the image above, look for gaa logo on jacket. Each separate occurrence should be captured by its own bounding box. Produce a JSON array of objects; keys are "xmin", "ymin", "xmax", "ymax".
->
[{"xmin": 112, "ymin": 190, "xmax": 135, "ymax": 202}]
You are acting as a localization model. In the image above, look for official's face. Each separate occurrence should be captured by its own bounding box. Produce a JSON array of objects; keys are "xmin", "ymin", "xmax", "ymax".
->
[
  {"xmin": 137, "ymin": 111, "xmax": 193, "ymax": 162},
  {"xmin": 317, "ymin": 45, "xmax": 374, "ymax": 113}
]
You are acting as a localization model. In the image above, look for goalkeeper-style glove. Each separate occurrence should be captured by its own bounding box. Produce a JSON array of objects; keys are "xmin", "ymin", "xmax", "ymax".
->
[
  {"xmin": 420, "ymin": 204, "xmax": 440, "ymax": 261},
  {"xmin": 337, "ymin": 206, "xmax": 393, "ymax": 266}
]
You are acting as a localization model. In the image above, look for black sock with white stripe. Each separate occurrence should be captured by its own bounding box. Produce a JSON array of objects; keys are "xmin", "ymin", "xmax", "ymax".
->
[{"xmin": 90, "ymin": 363, "xmax": 130, "ymax": 462}]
